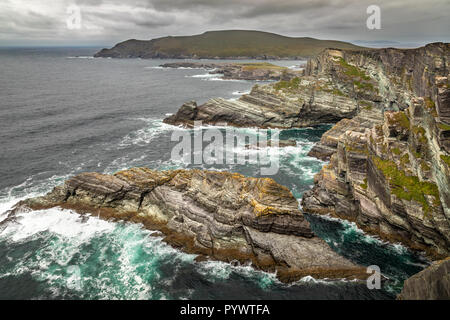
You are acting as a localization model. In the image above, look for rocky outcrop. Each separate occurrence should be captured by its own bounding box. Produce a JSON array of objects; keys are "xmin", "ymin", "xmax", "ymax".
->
[
  {"xmin": 160, "ymin": 62, "xmax": 302, "ymax": 81},
  {"xmin": 398, "ymin": 258, "xmax": 450, "ymax": 299},
  {"xmin": 302, "ymin": 43, "xmax": 450, "ymax": 258},
  {"xmin": 164, "ymin": 77, "xmax": 359, "ymax": 128},
  {"xmin": 7, "ymin": 168, "xmax": 366, "ymax": 283}
]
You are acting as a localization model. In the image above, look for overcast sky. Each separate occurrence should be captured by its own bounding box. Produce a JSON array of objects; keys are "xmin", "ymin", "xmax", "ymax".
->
[{"xmin": 1, "ymin": 0, "xmax": 448, "ymax": 47}]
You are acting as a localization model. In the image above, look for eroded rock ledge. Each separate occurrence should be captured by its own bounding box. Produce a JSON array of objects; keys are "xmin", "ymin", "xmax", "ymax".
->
[
  {"xmin": 160, "ymin": 62, "xmax": 303, "ymax": 81},
  {"xmin": 7, "ymin": 168, "xmax": 365, "ymax": 283},
  {"xmin": 398, "ymin": 258, "xmax": 450, "ymax": 300}
]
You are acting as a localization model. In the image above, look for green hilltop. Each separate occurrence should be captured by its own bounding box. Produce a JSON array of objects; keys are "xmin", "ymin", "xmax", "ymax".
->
[{"xmin": 95, "ymin": 30, "xmax": 365, "ymax": 59}]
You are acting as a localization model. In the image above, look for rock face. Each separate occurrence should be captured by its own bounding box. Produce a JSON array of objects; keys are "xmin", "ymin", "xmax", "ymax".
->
[
  {"xmin": 398, "ymin": 258, "xmax": 450, "ymax": 299},
  {"xmin": 8, "ymin": 168, "xmax": 365, "ymax": 282},
  {"xmin": 302, "ymin": 43, "xmax": 450, "ymax": 258},
  {"xmin": 160, "ymin": 62, "xmax": 302, "ymax": 81}
]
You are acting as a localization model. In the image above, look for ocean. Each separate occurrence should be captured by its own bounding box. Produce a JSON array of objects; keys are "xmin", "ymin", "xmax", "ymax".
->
[{"xmin": 0, "ymin": 47, "xmax": 428, "ymax": 299}]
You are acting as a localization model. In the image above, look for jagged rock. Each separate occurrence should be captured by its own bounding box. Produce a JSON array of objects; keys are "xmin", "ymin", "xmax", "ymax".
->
[
  {"xmin": 398, "ymin": 258, "xmax": 450, "ymax": 300},
  {"xmin": 8, "ymin": 168, "xmax": 365, "ymax": 283},
  {"xmin": 303, "ymin": 43, "xmax": 450, "ymax": 258}
]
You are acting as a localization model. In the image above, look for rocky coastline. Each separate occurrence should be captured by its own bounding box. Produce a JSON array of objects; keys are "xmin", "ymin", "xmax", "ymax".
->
[
  {"xmin": 9, "ymin": 41, "xmax": 450, "ymax": 297},
  {"xmin": 93, "ymin": 30, "xmax": 363, "ymax": 60},
  {"xmin": 7, "ymin": 168, "xmax": 366, "ymax": 283},
  {"xmin": 160, "ymin": 62, "xmax": 303, "ymax": 81},
  {"xmin": 162, "ymin": 43, "xmax": 450, "ymax": 297}
]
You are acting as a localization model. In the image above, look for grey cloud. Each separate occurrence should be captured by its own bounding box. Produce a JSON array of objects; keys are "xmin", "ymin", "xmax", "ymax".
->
[{"xmin": 0, "ymin": 0, "xmax": 448, "ymax": 46}]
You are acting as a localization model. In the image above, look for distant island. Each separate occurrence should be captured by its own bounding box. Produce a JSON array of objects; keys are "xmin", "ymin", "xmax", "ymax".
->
[{"xmin": 94, "ymin": 30, "xmax": 364, "ymax": 60}]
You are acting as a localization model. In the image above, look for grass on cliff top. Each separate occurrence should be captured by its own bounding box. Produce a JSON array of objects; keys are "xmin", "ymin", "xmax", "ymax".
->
[
  {"xmin": 236, "ymin": 62, "xmax": 287, "ymax": 71},
  {"xmin": 424, "ymin": 97, "xmax": 438, "ymax": 117},
  {"xmin": 338, "ymin": 57, "xmax": 371, "ymax": 81},
  {"xmin": 337, "ymin": 57, "xmax": 378, "ymax": 93},
  {"xmin": 274, "ymin": 77, "xmax": 300, "ymax": 91},
  {"xmin": 438, "ymin": 122, "xmax": 450, "ymax": 131},
  {"xmin": 372, "ymin": 156, "xmax": 440, "ymax": 217}
]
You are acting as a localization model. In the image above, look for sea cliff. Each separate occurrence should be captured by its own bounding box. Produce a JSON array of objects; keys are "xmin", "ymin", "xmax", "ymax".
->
[{"xmin": 7, "ymin": 168, "xmax": 365, "ymax": 283}]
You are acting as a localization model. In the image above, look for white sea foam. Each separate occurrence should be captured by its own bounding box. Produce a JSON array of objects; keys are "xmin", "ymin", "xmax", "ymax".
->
[
  {"xmin": 232, "ymin": 90, "xmax": 250, "ymax": 95},
  {"xmin": 118, "ymin": 118, "xmax": 176, "ymax": 148},
  {"xmin": 189, "ymin": 73, "xmax": 218, "ymax": 79},
  {"xmin": 66, "ymin": 56, "xmax": 94, "ymax": 59}
]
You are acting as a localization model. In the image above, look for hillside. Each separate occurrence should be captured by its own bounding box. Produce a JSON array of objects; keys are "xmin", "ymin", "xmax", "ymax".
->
[{"xmin": 94, "ymin": 30, "xmax": 364, "ymax": 59}]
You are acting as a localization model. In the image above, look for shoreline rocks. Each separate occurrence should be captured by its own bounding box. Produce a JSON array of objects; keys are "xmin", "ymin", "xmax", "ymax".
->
[
  {"xmin": 160, "ymin": 62, "xmax": 302, "ymax": 81},
  {"xmin": 398, "ymin": 258, "xmax": 450, "ymax": 299},
  {"xmin": 6, "ymin": 168, "xmax": 367, "ymax": 283}
]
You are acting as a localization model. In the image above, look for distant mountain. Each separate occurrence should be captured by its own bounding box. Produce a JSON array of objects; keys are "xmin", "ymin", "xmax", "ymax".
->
[{"xmin": 94, "ymin": 30, "xmax": 365, "ymax": 60}]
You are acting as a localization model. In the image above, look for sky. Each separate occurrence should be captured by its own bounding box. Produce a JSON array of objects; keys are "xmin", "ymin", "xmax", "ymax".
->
[{"xmin": 0, "ymin": 0, "xmax": 449, "ymax": 47}]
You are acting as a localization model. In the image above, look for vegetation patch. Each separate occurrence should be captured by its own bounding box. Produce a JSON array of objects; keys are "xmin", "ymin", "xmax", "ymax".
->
[
  {"xmin": 360, "ymin": 101, "xmax": 374, "ymax": 110},
  {"xmin": 424, "ymin": 97, "xmax": 438, "ymax": 117},
  {"xmin": 391, "ymin": 147, "xmax": 401, "ymax": 155},
  {"xmin": 400, "ymin": 153, "xmax": 410, "ymax": 167},
  {"xmin": 372, "ymin": 156, "xmax": 440, "ymax": 217},
  {"xmin": 274, "ymin": 77, "xmax": 300, "ymax": 91},
  {"xmin": 238, "ymin": 62, "xmax": 286, "ymax": 71},
  {"xmin": 441, "ymin": 155, "xmax": 450, "ymax": 167},
  {"xmin": 360, "ymin": 178, "xmax": 368, "ymax": 190},
  {"xmin": 387, "ymin": 111, "xmax": 410, "ymax": 130},
  {"xmin": 420, "ymin": 161, "xmax": 431, "ymax": 172}
]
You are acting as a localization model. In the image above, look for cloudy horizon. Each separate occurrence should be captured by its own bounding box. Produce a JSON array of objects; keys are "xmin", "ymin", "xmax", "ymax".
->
[{"xmin": 1, "ymin": 0, "xmax": 449, "ymax": 48}]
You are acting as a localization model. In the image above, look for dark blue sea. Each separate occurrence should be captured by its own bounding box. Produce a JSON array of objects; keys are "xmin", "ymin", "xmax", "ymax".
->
[{"xmin": 0, "ymin": 47, "xmax": 428, "ymax": 300}]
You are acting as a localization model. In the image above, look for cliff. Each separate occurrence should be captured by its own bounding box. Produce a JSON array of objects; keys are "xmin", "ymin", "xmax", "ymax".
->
[
  {"xmin": 8, "ymin": 168, "xmax": 366, "ymax": 283},
  {"xmin": 94, "ymin": 30, "xmax": 363, "ymax": 60},
  {"xmin": 302, "ymin": 43, "xmax": 450, "ymax": 258}
]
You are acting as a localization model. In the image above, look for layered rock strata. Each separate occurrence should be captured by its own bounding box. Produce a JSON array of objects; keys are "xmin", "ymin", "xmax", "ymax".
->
[
  {"xmin": 7, "ymin": 168, "xmax": 365, "ymax": 283},
  {"xmin": 302, "ymin": 43, "xmax": 450, "ymax": 258},
  {"xmin": 166, "ymin": 43, "xmax": 450, "ymax": 258}
]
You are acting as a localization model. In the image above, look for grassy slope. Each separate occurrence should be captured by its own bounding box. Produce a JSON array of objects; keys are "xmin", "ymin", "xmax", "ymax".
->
[{"xmin": 104, "ymin": 30, "xmax": 364, "ymax": 58}]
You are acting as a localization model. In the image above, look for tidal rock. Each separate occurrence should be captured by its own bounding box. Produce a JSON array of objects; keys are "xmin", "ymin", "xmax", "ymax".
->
[
  {"xmin": 164, "ymin": 79, "xmax": 358, "ymax": 128},
  {"xmin": 9, "ymin": 168, "xmax": 365, "ymax": 282},
  {"xmin": 398, "ymin": 258, "xmax": 450, "ymax": 300},
  {"xmin": 303, "ymin": 43, "xmax": 450, "ymax": 258}
]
